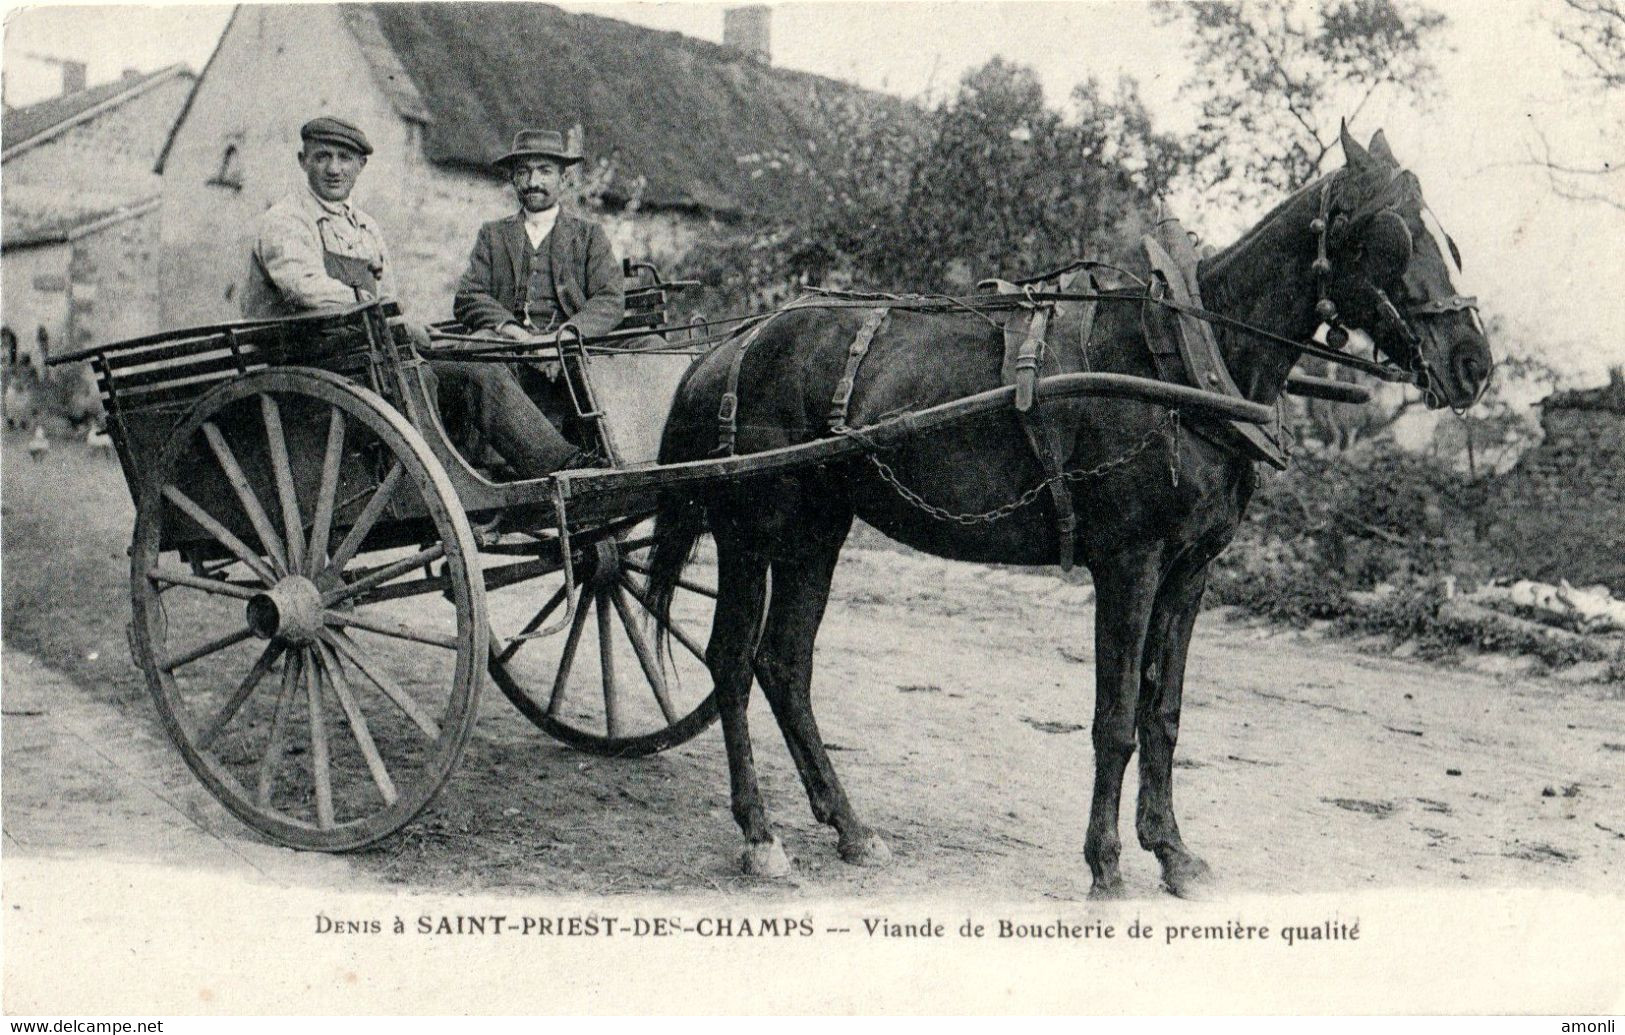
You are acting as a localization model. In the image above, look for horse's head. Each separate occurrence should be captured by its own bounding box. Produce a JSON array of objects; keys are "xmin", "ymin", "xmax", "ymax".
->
[{"xmin": 1315, "ymin": 124, "xmax": 1493, "ymax": 410}]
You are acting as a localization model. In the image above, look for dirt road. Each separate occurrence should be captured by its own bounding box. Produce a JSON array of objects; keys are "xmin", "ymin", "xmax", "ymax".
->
[{"xmin": 4, "ymin": 439, "xmax": 1623, "ymax": 901}]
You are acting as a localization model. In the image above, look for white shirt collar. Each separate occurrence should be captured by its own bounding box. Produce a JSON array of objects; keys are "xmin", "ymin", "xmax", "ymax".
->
[
  {"xmin": 522, "ymin": 205, "xmax": 559, "ymax": 249},
  {"xmin": 307, "ymin": 188, "xmax": 358, "ymax": 224}
]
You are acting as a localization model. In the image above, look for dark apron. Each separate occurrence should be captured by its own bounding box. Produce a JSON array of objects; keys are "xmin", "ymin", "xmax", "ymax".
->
[{"xmin": 322, "ymin": 246, "xmax": 380, "ymax": 299}]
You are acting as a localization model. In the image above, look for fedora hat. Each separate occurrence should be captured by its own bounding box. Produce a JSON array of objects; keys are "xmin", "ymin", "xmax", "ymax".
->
[{"xmin": 494, "ymin": 128, "xmax": 582, "ymax": 169}]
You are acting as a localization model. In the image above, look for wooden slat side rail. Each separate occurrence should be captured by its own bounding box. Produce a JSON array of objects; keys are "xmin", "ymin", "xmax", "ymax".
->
[{"xmin": 47, "ymin": 300, "xmax": 395, "ymax": 367}]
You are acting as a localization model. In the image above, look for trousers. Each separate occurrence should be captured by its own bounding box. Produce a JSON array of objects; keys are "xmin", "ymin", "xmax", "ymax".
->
[{"xmin": 424, "ymin": 360, "xmax": 584, "ymax": 478}]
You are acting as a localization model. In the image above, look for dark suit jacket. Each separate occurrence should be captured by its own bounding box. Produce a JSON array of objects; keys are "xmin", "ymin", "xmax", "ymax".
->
[{"xmin": 452, "ymin": 211, "xmax": 625, "ymax": 339}]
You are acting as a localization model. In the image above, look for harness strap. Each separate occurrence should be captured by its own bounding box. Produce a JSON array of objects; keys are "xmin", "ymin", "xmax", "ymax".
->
[
  {"xmin": 716, "ymin": 311, "xmax": 789, "ymax": 456},
  {"xmin": 1021, "ymin": 411, "xmax": 1076, "ymax": 572},
  {"xmin": 1011, "ymin": 305, "xmax": 1049, "ymax": 413},
  {"xmin": 828, "ymin": 307, "xmax": 889, "ymax": 432}
]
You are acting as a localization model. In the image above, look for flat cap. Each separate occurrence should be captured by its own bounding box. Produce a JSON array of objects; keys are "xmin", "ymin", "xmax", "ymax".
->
[{"xmin": 300, "ymin": 116, "xmax": 372, "ymax": 156}]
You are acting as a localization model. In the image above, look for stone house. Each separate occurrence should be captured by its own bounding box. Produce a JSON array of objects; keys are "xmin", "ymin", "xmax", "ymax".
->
[
  {"xmin": 1488, "ymin": 368, "xmax": 1625, "ymax": 593},
  {"xmin": 1, "ymin": 64, "xmax": 195, "ymax": 367},
  {"xmin": 155, "ymin": 2, "xmax": 900, "ymax": 328}
]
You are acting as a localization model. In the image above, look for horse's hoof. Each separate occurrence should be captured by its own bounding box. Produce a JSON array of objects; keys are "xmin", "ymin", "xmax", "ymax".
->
[
  {"xmin": 1087, "ymin": 878, "xmax": 1129, "ymax": 901},
  {"xmin": 838, "ymin": 830, "xmax": 891, "ymax": 868},
  {"xmin": 1161, "ymin": 855, "xmax": 1214, "ymax": 900},
  {"xmin": 740, "ymin": 838, "xmax": 792, "ymax": 878}
]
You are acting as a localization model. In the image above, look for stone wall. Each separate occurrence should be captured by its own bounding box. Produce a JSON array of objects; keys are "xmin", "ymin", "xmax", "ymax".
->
[
  {"xmin": 1488, "ymin": 374, "xmax": 1625, "ymax": 593},
  {"xmin": 3, "ymin": 73, "xmax": 192, "ymax": 224},
  {"xmin": 72, "ymin": 209, "xmax": 163, "ymax": 349}
]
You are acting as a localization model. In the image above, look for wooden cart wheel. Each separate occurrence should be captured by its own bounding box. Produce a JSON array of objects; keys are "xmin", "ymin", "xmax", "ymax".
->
[
  {"xmin": 130, "ymin": 369, "xmax": 486, "ymax": 851},
  {"xmin": 487, "ymin": 529, "xmax": 719, "ymax": 757}
]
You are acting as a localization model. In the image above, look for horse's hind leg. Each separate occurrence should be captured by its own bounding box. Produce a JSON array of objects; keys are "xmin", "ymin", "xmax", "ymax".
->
[
  {"xmin": 1085, "ymin": 551, "xmax": 1163, "ymax": 898},
  {"xmin": 754, "ymin": 529, "xmax": 889, "ymax": 867},
  {"xmin": 708, "ymin": 533, "xmax": 787, "ymax": 876},
  {"xmin": 1135, "ymin": 556, "xmax": 1214, "ymax": 899}
]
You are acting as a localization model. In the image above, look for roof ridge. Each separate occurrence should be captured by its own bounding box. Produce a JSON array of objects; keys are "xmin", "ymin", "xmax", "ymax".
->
[{"xmin": 2, "ymin": 63, "xmax": 193, "ymax": 162}]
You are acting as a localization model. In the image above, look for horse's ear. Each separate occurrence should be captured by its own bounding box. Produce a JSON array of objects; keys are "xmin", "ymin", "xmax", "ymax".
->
[
  {"xmin": 1368, "ymin": 129, "xmax": 1399, "ymax": 168},
  {"xmin": 1340, "ymin": 119, "xmax": 1375, "ymax": 174}
]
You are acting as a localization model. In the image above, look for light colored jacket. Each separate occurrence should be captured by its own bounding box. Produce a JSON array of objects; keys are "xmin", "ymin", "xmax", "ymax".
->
[{"xmin": 240, "ymin": 190, "xmax": 395, "ymax": 318}]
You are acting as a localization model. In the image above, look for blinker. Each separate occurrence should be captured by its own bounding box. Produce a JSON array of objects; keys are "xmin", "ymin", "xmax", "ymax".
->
[{"xmin": 1362, "ymin": 210, "xmax": 1413, "ymax": 280}]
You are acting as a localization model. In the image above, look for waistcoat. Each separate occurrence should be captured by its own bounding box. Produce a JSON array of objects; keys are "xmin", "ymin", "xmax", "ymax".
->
[{"xmin": 519, "ymin": 239, "xmax": 564, "ymax": 329}]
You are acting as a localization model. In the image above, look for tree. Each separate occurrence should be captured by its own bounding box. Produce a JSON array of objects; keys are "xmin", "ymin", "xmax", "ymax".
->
[
  {"xmin": 692, "ymin": 58, "xmax": 1179, "ymax": 306},
  {"xmin": 1540, "ymin": 0, "xmax": 1625, "ymax": 209},
  {"xmin": 1156, "ymin": 0, "xmax": 1448, "ymax": 205},
  {"xmin": 894, "ymin": 61, "xmax": 1177, "ymax": 290}
]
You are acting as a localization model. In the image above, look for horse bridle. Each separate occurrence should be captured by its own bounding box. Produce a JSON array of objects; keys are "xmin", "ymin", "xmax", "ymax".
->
[{"xmin": 1310, "ymin": 168, "xmax": 1481, "ymax": 405}]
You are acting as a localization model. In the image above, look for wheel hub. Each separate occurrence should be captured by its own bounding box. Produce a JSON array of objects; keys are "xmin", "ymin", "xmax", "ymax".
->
[{"xmin": 247, "ymin": 576, "xmax": 325, "ymax": 643}]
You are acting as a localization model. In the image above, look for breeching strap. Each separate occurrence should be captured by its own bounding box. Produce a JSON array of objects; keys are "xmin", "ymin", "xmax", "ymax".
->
[{"xmin": 828, "ymin": 307, "xmax": 890, "ymax": 432}]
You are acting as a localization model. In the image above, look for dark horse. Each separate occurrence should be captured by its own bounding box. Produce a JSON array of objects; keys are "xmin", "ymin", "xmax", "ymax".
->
[{"xmin": 647, "ymin": 127, "xmax": 1492, "ymax": 897}]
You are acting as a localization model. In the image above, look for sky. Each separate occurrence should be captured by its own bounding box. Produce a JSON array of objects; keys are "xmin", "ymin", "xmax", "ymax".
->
[{"xmin": 3, "ymin": 0, "xmax": 1622, "ymax": 381}]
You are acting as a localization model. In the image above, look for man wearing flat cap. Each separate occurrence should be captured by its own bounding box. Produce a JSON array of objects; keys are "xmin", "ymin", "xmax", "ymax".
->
[
  {"xmin": 242, "ymin": 116, "xmax": 591, "ymax": 475},
  {"xmin": 453, "ymin": 129, "xmax": 625, "ymax": 347},
  {"xmin": 241, "ymin": 116, "xmax": 393, "ymax": 317}
]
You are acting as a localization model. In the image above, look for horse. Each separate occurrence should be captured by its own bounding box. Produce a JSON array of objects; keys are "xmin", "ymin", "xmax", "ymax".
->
[{"xmin": 646, "ymin": 125, "xmax": 1493, "ymax": 898}]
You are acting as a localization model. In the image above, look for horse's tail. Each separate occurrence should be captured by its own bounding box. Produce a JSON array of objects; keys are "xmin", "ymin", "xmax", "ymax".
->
[
  {"xmin": 647, "ymin": 357, "xmax": 715, "ymax": 667},
  {"xmin": 647, "ymin": 488, "xmax": 708, "ymax": 667}
]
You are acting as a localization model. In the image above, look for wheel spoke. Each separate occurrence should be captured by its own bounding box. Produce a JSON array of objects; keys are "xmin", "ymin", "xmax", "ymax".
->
[
  {"xmin": 201, "ymin": 421, "xmax": 289, "ymax": 575},
  {"xmin": 197, "ymin": 641, "xmax": 285, "ymax": 750},
  {"xmin": 615, "ymin": 535, "xmax": 657, "ymax": 555},
  {"xmin": 621, "ymin": 575, "xmax": 707, "ymax": 663},
  {"xmin": 147, "ymin": 568, "xmax": 259, "ymax": 600},
  {"xmin": 256, "ymin": 650, "xmax": 302, "ymax": 806},
  {"xmin": 261, "ymin": 395, "xmax": 306, "ymax": 574},
  {"xmin": 306, "ymin": 408, "xmax": 347, "ymax": 576},
  {"xmin": 494, "ymin": 583, "xmax": 569, "ymax": 663},
  {"xmin": 161, "ymin": 485, "xmax": 278, "ymax": 585},
  {"xmin": 596, "ymin": 590, "xmax": 622, "ymax": 739},
  {"xmin": 327, "ymin": 462, "xmax": 404, "ymax": 575},
  {"xmin": 612, "ymin": 586, "xmax": 677, "ymax": 724},
  {"xmin": 323, "ymin": 630, "xmax": 441, "ymax": 740},
  {"xmin": 306, "ymin": 651, "xmax": 335, "ymax": 829},
  {"xmin": 324, "ymin": 544, "xmax": 445, "ymax": 607},
  {"xmin": 548, "ymin": 590, "xmax": 592, "ymax": 717},
  {"xmin": 620, "ymin": 558, "xmax": 717, "ymax": 598},
  {"xmin": 315, "ymin": 641, "xmax": 397, "ymax": 805},
  {"xmin": 325, "ymin": 609, "xmax": 459, "ymax": 650},
  {"xmin": 159, "ymin": 624, "xmax": 254, "ymax": 672}
]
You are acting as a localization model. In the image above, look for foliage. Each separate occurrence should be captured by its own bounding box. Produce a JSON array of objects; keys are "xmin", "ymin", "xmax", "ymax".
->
[
  {"xmin": 684, "ymin": 58, "xmax": 1179, "ymax": 308},
  {"xmin": 1205, "ymin": 438, "xmax": 1624, "ymax": 679},
  {"xmin": 1155, "ymin": 0, "xmax": 1448, "ymax": 204}
]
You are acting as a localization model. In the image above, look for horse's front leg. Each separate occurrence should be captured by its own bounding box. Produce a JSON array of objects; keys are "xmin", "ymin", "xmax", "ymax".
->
[
  {"xmin": 1135, "ymin": 556, "xmax": 1215, "ymax": 899},
  {"xmin": 1085, "ymin": 551, "xmax": 1162, "ymax": 898}
]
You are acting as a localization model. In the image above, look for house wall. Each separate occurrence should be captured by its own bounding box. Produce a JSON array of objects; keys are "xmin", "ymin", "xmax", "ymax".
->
[
  {"xmin": 160, "ymin": 6, "xmax": 707, "ymax": 328},
  {"xmin": 157, "ymin": 4, "xmax": 418, "ymax": 325},
  {"xmin": 71, "ymin": 209, "xmax": 164, "ymax": 348},
  {"xmin": 3, "ymin": 73, "xmax": 192, "ymax": 221},
  {"xmin": 0, "ymin": 244, "xmax": 71, "ymax": 367}
]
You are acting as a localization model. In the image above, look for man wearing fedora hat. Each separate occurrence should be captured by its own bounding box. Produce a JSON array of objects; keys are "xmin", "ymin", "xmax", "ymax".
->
[
  {"xmin": 243, "ymin": 116, "xmax": 593, "ymax": 476},
  {"xmin": 452, "ymin": 128, "xmax": 625, "ymax": 347}
]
